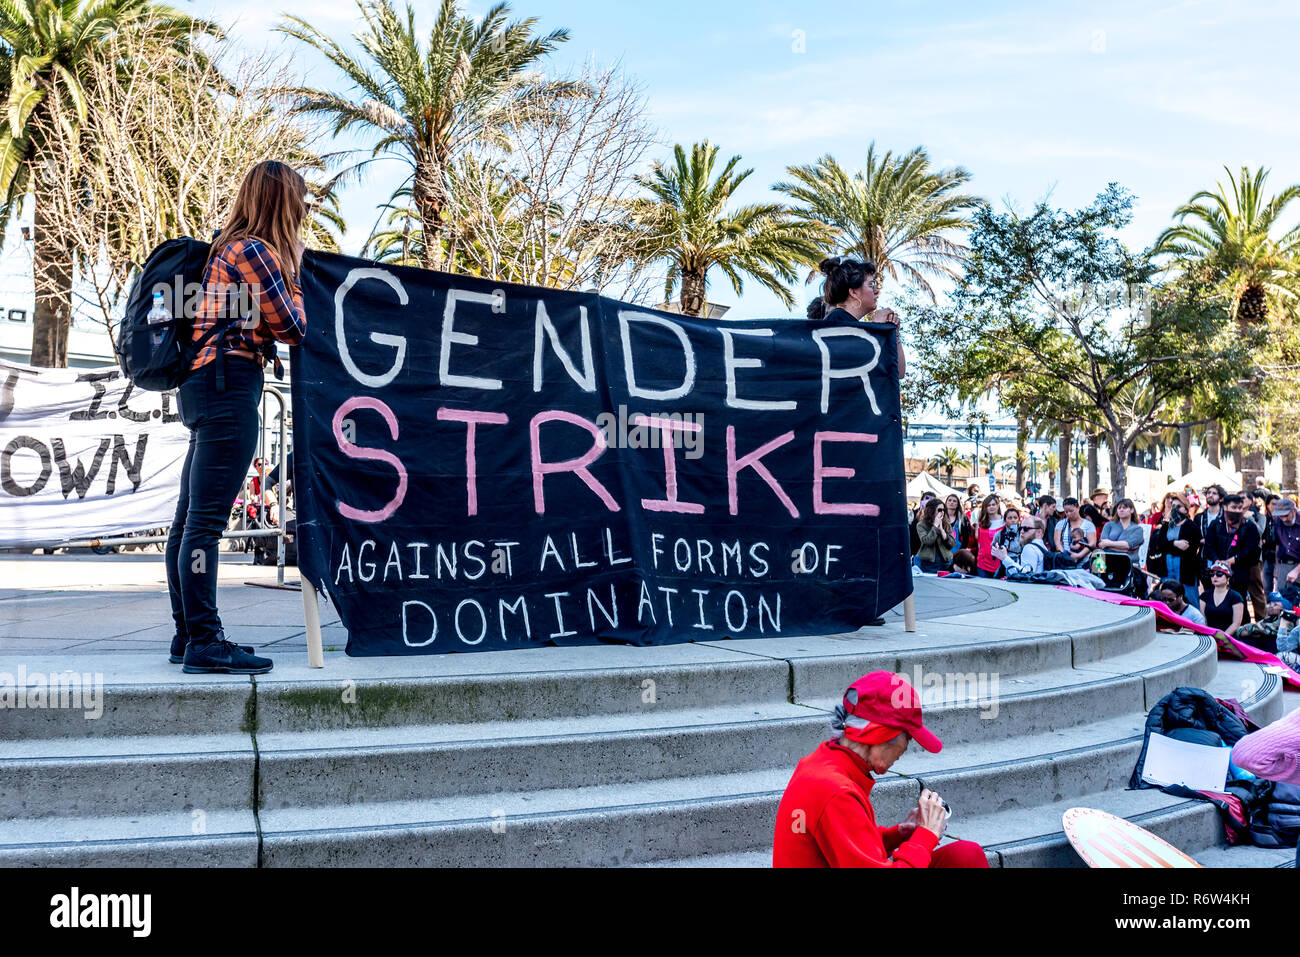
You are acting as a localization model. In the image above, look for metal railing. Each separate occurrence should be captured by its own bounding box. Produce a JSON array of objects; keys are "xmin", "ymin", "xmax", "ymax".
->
[{"xmin": 52, "ymin": 384, "xmax": 292, "ymax": 586}]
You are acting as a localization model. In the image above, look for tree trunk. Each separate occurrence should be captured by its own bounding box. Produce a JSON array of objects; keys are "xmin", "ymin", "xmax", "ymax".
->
[
  {"xmin": 30, "ymin": 174, "xmax": 73, "ymax": 368},
  {"xmin": 1240, "ymin": 431, "xmax": 1266, "ymax": 489},
  {"xmin": 1284, "ymin": 448, "xmax": 1297, "ymax": 494},
  {"xmin": 1179, "ymin": 399, "xmax": 1192, "ymax": 476},
  {"xmin": 1015, "ymin": 415, "xmax": 1027, "ymax": 493},
  {"xmin": 1108, "ymin": 440, "xmax": 1128, "ymax": 501},
  {"xmin": 1059, "ymin": 427, "xmax": 1072, "ymax": 499},
  {"xmin": 679, "ymin": 270, "xmax": 707, "ymax": 318},
  {"xmin": 414, "ymin": 158, "xmax": 445, "ymax": 271},
  {"xmin": 1206, "ymin": 422, "xmax": 1221, "ymax": 467},
  {"xmin": 1087, "ymin": 435, "xmax": 1100, "ymax": 496},
  {"xmin": 1231, "ymin": 442, "xmax": 1243, "ymax": 474}
]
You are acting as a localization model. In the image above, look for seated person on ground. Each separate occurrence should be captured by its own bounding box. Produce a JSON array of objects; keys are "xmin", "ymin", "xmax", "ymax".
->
[
  {"xmin": 1155, "ymin": 579, "xmax": 1206, "ymax": 629},
  {"xmin": 990, "ymin": 517, "xmax": 1050, "ymax": 576},
  {"xmin": 772, "ymin": 672, "xmax": 988, "ymax": 868},
  {"xmin": 1273, "ymin": 612, "xmax": 1300, "ymax": 670},
  {"xmin": 949, "ymin": 548, "xmax": 978, "ymax": 577},
  {"xmin": 1235, "ymin": 592, "xmax": 1293, "ymax": 653},
  {"xmin": 1200, "ymin": 562, "xmax": 1246, "ymax": 637}
]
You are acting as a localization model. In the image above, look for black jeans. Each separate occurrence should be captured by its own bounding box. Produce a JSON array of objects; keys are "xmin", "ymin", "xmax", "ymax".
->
[{"xmin": 165, "ymin": 356, "xmax": 262, "ymax": 642}]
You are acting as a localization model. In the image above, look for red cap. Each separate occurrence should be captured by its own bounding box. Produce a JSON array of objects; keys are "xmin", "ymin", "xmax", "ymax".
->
[{"xmin": 841, "ymin": 672, "xmax": 943, "ymax": 754}]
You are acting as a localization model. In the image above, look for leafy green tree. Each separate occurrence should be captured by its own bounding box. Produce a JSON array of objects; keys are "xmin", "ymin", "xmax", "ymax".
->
[
  {"xmin": 912, "ymin": 186, "xmax": 1249, "ymax": 499},
  {"xmin": 279, "ymin": 0, "xmax": 570, "ymax": 271},
  {"xmin": 0, "ymin": 0, "xmax": 218, "ymax": 366},
  {"xmin": 774, "ymin": 144, "xmax": 981, "ymax": 300},
  {"xmin": 630, "ymin": 141, "xmax": 826, "ymax": 317}
]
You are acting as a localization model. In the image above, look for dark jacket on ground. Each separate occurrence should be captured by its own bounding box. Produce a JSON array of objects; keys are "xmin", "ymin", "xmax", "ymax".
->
[{"xmin": 1130, "ymin": 687, "xmax": 1272, "ymax": 846}]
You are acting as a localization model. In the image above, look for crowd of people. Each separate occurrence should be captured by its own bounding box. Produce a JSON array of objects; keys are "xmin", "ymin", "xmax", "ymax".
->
[{"xmin": 909, "ymin": 481, "xmax": 1300, "ymax": 671}]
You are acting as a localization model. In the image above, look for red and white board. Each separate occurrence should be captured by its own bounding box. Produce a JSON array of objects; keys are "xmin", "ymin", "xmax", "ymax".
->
[{"xmin": 1062, "ymin": 808, "xmax": 1202, "ymax": 868}]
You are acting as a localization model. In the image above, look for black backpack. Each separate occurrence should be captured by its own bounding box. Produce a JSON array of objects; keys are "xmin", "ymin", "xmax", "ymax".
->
[
  {"xmin": 116, "ymin": 237, "xmax": 244, "ymax": 391},
  {"xmin": 1249, "ymin": 781, "xmax": 1300, "ymax": 849}
]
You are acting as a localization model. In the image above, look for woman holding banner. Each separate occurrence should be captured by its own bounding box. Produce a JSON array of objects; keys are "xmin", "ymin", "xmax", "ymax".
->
[
  {"xmin": 164, "ymin": 161, "xmax": 309, "ymax": 675},
  {"xmin": 811, "ymin": 255, "xmax": 905, "ymax": 377}
]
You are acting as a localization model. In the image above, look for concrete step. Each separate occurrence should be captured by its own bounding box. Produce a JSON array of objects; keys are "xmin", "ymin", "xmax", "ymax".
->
[
  {"xmin": 1, "ymin": 577, "xmax": 1286, "ymax": 868},
  {"xmin": 801, "ymin": 631, "xmax": 1217, "ymax": 741},
  {"xmin": 2, "ymin": 631, "xmax": 1220, "ymax": 821},
  {"xmin": 1, "ymin": 588, "xmax": 1153, "ymax": 740},
  {"xmin": 256, "ymin": 703, "xmax": 826, "ymax": 809},
  {"xmin": 0, "ymin": 808, "xmax": 258, "ymax": 867},
  {"xmin": 0, "ymin": 732, "xmax": 254, "ymax": 819}
]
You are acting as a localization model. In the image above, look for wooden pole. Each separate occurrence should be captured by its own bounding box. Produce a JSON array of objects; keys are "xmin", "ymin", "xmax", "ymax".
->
[
  {"xmin": 303, "ymin": 577, "xmax": 325, "ymax": 668},
  {"xmin": 903, "ymin": 593, "xmax": 917, "ymax": 633}
]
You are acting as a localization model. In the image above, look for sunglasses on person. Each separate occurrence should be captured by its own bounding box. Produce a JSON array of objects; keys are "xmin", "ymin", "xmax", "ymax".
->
[{"xmin": 1211, "ymin": 570, "xmax": 1228, "ymax": 578}]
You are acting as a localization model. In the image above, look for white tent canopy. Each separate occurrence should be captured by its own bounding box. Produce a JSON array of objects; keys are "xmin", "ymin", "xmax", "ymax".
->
[
  {"xmin": 1165, "ymin": 464, "xmax": 1244, "ymax": 494},
  {"xmin": 907, "ymin": 471, "xmax": 964, "ymax": 500}
]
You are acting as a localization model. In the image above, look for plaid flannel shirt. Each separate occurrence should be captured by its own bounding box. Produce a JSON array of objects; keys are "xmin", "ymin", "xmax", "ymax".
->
[{"xmin": 190, "ymin": 238, "xmax": 306, "ymax": 370}]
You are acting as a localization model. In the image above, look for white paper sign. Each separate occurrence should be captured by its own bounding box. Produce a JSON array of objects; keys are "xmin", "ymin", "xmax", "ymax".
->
[
  {"xmin": 1140, "ymin": 731, "xmax": 1231, "ymax": 791},
  {"xmin": 0, "ymin": 359, "xmax": 188, "ymax": 544}
]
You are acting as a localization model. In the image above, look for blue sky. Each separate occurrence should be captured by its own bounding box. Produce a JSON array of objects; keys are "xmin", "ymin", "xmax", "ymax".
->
[{"xmin": 6, "ymin": 0, "xmax": 1298, "ymax": 324}]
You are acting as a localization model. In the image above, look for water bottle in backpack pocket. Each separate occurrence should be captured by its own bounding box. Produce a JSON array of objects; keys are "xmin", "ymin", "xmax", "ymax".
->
[{"xmin": 117, "ymin": 237, "xmax": 242, "ymax": 392}]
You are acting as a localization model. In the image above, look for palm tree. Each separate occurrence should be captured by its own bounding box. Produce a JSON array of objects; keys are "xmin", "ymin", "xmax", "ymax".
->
[
  {"xmin": 1044, "ymin": 451, "xmax": 1059, "ymax": 494},
  {"xmin": 1154, "ymin": 165, "xmax": 1300, "ymax": 324},
  {"xmin": 278, "ymin": 0, "xmax": 570, "ymax": 271},
  {"xmin": 630, "ymin": 141, "xmax": 826, "ymax": 317},
  {"xmin": 774, "ymin": 143, "xmax": 982, "ymax": 300},
  {"xmin": 0, "ymin": 0, "xmax": 218, "ymax": 366},
  {"xmin": 929, "ymin": 446, "xmax": 966, "ymax": 488},
  {"xmin": 1154, "ymin": 165, "xmax": 1300, "ymax": 483}
]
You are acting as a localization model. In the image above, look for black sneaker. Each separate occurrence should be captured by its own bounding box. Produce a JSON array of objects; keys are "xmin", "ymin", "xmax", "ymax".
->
[
  {"xmin": 169, "ymin": 633, "xmax": 256, "ymax": 664},
  {"xmin": 182, "ymin": 634, "xmax": 273, "ymax": 675},
  {"xmin": 865, "ymin": 617, "xmax": 887, "ymax": 626}
]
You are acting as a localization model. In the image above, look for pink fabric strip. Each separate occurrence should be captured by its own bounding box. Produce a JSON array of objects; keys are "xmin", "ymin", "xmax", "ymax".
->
[{"xmin": 1054, "ymin": 586, "xmax": 1300, "ymax": 689}]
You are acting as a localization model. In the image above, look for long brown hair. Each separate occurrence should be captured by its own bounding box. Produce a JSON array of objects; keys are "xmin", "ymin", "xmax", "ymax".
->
[
  {"xmin": 977, "ymin": 494, "xmax": 1001, "ymax": 529},
  {"xmin": 208, "ymin": 161, "xmax": 308, "ymax": 288}
]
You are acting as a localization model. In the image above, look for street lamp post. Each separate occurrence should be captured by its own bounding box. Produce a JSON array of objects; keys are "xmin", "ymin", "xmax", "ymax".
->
[
  {"xmin": 1074, "ymin": 435, "xmax": 1085, "ymax": 501},
  {"xmin": 967, "ymin": 420, "xmax": 988, "ymax": 493}
]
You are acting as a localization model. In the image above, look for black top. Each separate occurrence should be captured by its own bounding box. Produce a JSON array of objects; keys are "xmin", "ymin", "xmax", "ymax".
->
[
  {"xmin": 1200, "ymin": 588, "xmax": 1245, "ymax": 631},
  {"xmin": 1148, "ymin": 517, "xmax": 1202, "ymax": 587},
  {"xmin": 1203, "ymin": 518, "xmax": 1261, "ymax": 572},
  {"xmin": 823, "ymin": 307, "xmax": 857, "ymax": 323}
]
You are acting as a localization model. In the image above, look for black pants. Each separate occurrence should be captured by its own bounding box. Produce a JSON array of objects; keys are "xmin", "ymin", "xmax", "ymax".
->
[{"xmin": 165, "ymin": 356, "xmax": 262, "ymax": 642}]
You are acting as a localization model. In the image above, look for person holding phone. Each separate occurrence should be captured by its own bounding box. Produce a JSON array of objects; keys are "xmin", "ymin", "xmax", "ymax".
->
[{"xmin": 164, "ymin": 160, "xmax": 309, "ymax": 675}]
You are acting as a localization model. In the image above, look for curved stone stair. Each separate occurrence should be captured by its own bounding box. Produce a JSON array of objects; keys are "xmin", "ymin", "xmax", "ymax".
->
[{"xmin": 0, "ymin": 580, "xmax": 1289, "ymax": 867}]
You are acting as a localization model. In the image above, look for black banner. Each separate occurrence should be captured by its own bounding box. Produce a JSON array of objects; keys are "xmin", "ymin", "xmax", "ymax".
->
[{"xmin": 290, "ymin": 250, "xmax": 910, "ymax": 655}]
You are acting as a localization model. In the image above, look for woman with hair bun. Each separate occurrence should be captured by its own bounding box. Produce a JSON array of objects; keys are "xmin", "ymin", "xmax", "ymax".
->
[{"xmin": 811, "ymin": 256, "xmax": 905, "ymax": 376}]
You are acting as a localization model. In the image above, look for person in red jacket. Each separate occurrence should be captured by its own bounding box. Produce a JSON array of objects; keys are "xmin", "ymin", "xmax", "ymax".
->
[{"xmin": 773, "ymin": 671, "xmax": 989, "ymax": 867}]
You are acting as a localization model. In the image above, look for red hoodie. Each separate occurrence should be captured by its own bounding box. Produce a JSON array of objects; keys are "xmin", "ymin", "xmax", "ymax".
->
[{"xmin": 772, "ymin": 740, "xmax": 939, "ymax": 867}]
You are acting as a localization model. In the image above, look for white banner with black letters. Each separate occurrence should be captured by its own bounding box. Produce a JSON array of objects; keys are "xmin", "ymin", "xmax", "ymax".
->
[{"xmin": 0, "ymin": 359, "xmax": 187, "ymax": 544}]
